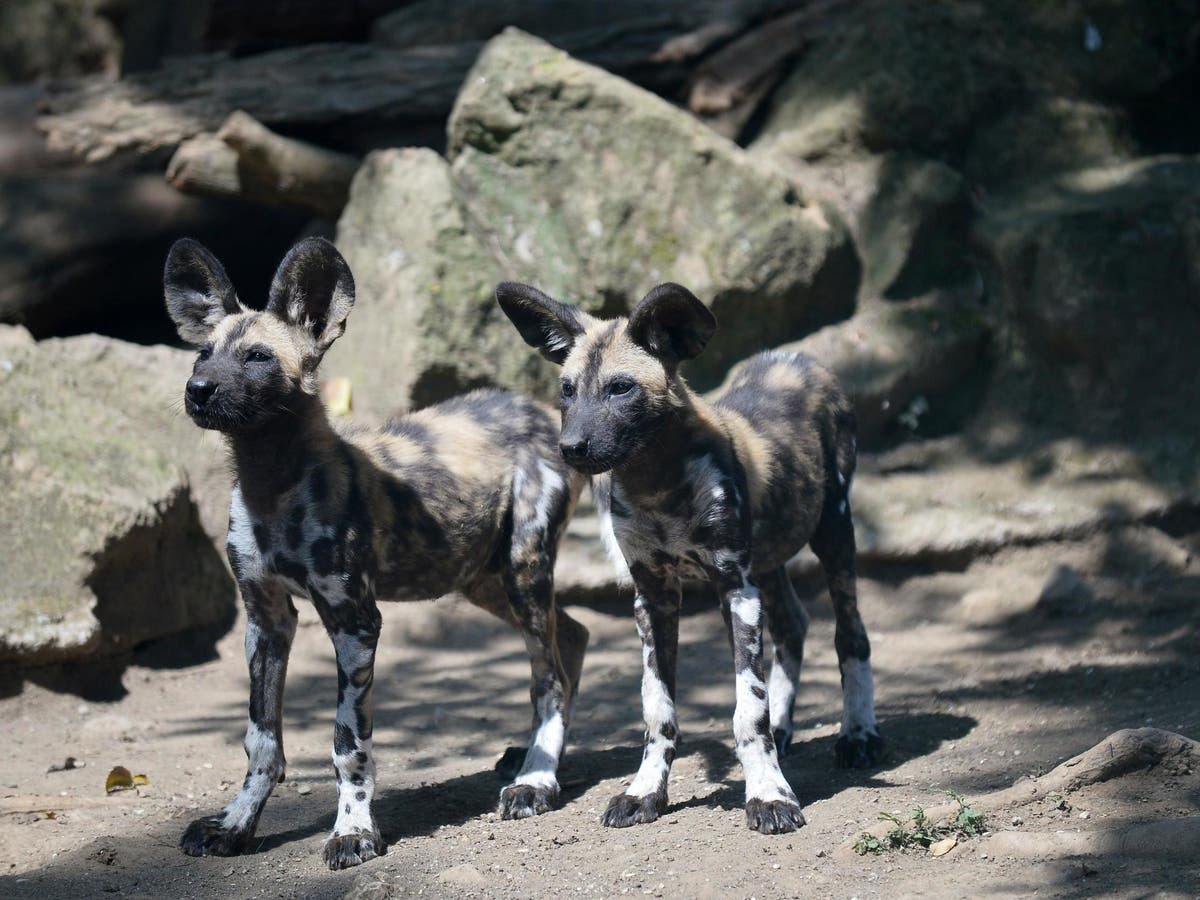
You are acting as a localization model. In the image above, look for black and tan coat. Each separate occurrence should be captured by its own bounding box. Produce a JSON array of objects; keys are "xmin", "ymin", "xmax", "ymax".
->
[
  {"xmin": 164, "ymin": 238, "xmax": 587, "ymax": 870},
  {"xmin": 497, "ymin": 281, "xmax": 882, "ymax": 835}
]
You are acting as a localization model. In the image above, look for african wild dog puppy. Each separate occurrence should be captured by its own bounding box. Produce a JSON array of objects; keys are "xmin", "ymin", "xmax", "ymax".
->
[
  {"xmin": 164, "ymin": 238, "xmax": 589, "ymax": 869},
  {"xmin": 496, "ymin": 281, "xmax": 883, "ymax": 834}
]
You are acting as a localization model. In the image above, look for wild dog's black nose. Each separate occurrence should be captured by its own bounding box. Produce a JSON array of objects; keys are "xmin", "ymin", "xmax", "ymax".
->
[
  {"xmin": 560, "ymin": 437, "xmax": 589, "ymax": 465},
  {"xmin": 186, "ymin": 377, "xmax": 217, "ymax": 406}
]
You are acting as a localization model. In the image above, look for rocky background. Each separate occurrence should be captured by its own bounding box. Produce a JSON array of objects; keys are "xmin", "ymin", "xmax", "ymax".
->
[{"xmin": 2, "ymin": 0, "xmax": 1198, "ymax": 708}]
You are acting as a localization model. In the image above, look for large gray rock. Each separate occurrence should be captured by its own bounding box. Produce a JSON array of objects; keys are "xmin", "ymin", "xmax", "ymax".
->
[
  {"xmin": 324, "ymin": 147, "xmax": 545, "ymax": 413},
  {"xmin": 0, "ymin": 331, "xmax": 234, "ymax": 666},
  {"xmin": 327, "ymin": 29, "xmax": 859, "ymax": 413},
  {"xmin": 448, "ymin": 28, "xmax": 859, "ymax": 390}
]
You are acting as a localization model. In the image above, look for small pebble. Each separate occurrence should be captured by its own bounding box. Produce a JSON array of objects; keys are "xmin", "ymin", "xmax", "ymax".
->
[{"xmin": 297, "ymin": 784, "xmax": 312, "ymax": 796}]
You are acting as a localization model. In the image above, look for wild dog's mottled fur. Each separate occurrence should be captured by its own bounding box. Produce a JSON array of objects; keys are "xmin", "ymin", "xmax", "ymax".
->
[
  {"xmin": 165, "ymin": 239, "xmax": 588, "ymax": 870},
  {"xmin": 497, "ymin": 281, "xmax": 882, "ymax": 836}
]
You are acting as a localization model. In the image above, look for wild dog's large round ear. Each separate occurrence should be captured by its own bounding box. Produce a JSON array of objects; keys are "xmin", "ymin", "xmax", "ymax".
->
[
  {"xmin": 164, "ymin": 238, "xmax": 242, "ymax": 345},
  {"xmin": 627, "ymin": 283, "xmax": 716, "ymax": 365},
  {"xmin": 266, "ymin": 237, "xmax": 355, "ymax": 353},
  {"xmin": 495, "ymin": 282, "xmax": 589, "ymax": 365}
]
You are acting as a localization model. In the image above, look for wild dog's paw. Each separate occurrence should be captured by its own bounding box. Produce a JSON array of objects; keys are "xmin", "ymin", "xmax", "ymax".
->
[
  {"xmin": 180, "ymin": 815, "xmax": 251, "ymax": 857},
  {"xmin": 772, "ymin": 726, "xmax": 793, "ymax": 758},
  {"xmin": 745, "ymin": 798, "xmax": 806, "ymax": 834},
  {"xmin": 835, "ymin": 728, "xmax": 885, "ymax": 769},
  {"xmin": 494, "ymin": 746, "xmax": 527, "ymax": 782},
  {"xmin": 322, "ymin": 828, "xmax": 385, "ymax": 870},
  {"xmin": 599, "ymin": 791, "xmax": 667, "ymax": 828},
  {"xmin": 499, "ymin": 782, "xmax": 559, "ymax": 820}
]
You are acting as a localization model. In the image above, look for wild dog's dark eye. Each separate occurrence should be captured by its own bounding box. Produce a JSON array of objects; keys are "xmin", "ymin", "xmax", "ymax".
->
[
  {"xmin": 608, "ymin": 379, "xmax": 635, "ymax": 397},
  {"xmin": 198, "ymin": 345, "xmax": 212, "ymax": 361},
  {"xmin": 561, "ymin": 380, "xmax": 576, "ymax": 399},
  {"xmin": 245, "ymin": 348, "xmax": 273, "ymax": 364}
]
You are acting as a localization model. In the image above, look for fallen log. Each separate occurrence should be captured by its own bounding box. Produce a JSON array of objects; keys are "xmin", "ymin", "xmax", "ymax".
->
[
  {"xmin": 167, "ymin": 112, "xmax": 360, "ymax": 219},
  {"xmin": 38, "ymin": 42, "xmax": 476, "ymax": 162}
]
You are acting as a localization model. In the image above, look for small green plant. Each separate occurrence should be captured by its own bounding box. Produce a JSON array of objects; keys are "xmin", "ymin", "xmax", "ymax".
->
[
  {"xmin": 948, "ymin": 790, "xmax": 986, "ymax": 836},
  {"xmin": 853, "ymin": 832, "xmax": 883, "ymax": 855},
  {"xmin": 854, "ymin": 793, "xmax": 988, "ymax": 855}
]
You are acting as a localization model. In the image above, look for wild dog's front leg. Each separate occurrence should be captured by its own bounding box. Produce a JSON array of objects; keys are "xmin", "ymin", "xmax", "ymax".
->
[
  {"xmin": 601, "ymin": 565, "xmax": 681, "ymax": 828},
  {"xmin": 313, "ymin": 591, "xmax": 384, "ymax": 870},
  {"xmin": 181, "ymin": 579, "xmax": 297, "ymax": 857},
  {"xmin": 721, "ymin": 561, "xmax": 806, "ymax": 834}
]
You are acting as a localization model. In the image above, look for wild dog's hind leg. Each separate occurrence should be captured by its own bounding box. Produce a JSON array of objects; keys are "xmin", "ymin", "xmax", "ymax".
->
[
  {"xmin": 497, "ymin": 457, "xmax": 578, "ymax": 819},
  {"xmin": 312, "ymin": 589, "xmax": 384, "ymax": 869},
  {"xmin": 601, "ymin": 565, "xmax": 680, "ymax": 828},
  {"xmin": 469, "ymin": 580, "xmax": 589, "ymax": 786},
  {"xmin": 809, "ymin": 485, "xmax": 883, "ymax": 769},
  {"xmin": 181, "ymin": 577, "xmax": 297, "ymax": 857},
  {"xmin": 761, "ymin": 567, "xmax": 810, "ymax": 758}
]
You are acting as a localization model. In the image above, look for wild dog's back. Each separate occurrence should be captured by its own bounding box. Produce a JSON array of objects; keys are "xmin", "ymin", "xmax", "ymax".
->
[
  {"xmin": 336, "ymin": 389, "xmax": 581, "ymax": 603},
  {"xmin": 705, "ymin": 348, "xmax": 857, "ymax": 573}
]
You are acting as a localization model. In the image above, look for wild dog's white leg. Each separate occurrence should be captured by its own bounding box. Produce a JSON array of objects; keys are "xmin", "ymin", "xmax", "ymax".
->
[
  {"xmin": 600, "ymin": 565, "xmax": 681, "ymax": 828},
  {"xmin": 761, "ymin": 566, "xmax": 810, "ymax": 757},
  {"xmin": 181, "ymin": 575, "xmax": 297, "ymax": 857},
  {"xmin": 721, "ymin": 560, "xmax": 806, "ymax": 834},
  {"xmin": 809, "ymin": 490, "xmax": 883, "ymax": 768},
  {"xmin": 312, "ymin": 588, "xmax": 384, "ymax": 870},
  {"xmin": 499, "ymin": 456, "xmax": 578, "ymax": 819}
]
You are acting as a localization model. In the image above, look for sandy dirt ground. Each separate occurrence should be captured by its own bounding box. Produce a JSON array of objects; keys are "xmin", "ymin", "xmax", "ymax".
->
[{"xmin": 1, "ymin": 534, "xmax": 1198, "ymax": 900}]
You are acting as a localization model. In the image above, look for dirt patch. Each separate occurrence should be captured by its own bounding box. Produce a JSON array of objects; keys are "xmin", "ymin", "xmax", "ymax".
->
[{"xmin": 1, "ymin": 531, "xmax": 1198, "ymax": 899}]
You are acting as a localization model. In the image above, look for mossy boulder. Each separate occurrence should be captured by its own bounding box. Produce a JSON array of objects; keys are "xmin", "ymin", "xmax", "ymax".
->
[
  {"xmin": 0, "ymin": 331, "xmax": 233, "ymax": 666},
  {"xmin": 446, "ymin": 28, "xmax": 859, "ymax": 390}
]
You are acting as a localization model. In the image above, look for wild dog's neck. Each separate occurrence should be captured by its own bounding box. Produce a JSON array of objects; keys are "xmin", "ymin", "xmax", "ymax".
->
[
  {"xmin": 611, "ymin": 376, "xmax": 720, "ymax": 498},
  {"xmin": 226, "ymin": 392, "xmax": 336, "ymax": 517}
]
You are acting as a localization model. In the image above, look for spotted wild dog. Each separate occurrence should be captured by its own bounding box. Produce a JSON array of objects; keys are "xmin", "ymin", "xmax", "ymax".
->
[
  {"xmin": 496, "ymin": 281, "xmax": 882, "ymax": 835},
  {"xmin": 164, "ymin": 238, "xmax": 589, "ymax": 869}
]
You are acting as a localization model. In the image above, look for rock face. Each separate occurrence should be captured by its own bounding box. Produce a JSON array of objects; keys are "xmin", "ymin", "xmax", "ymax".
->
[
  {"xmin": 973, "ymin": 157, "xmax": 1200, "ymax": 483},
  {"xmin": 751, "ymin": 0, "xmax": 1195, "ymax": 177},
  {"xmin": 0, "ymin": 0, "xmax": 120, "ymax": 84},
  {"xmin": 777, "ymin": 288, "xmax": 990, "ymax": 444},
  {"xmin": 326, "ymin": 28, "xmax": 859, "ymax": 414},
  {"xmin": 0, "ymin": 331, "xmax": 234, "ymax": 666},
  {"xmin": 774, "ymin": 153, "xmax": 976, "ymax": 301}
]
